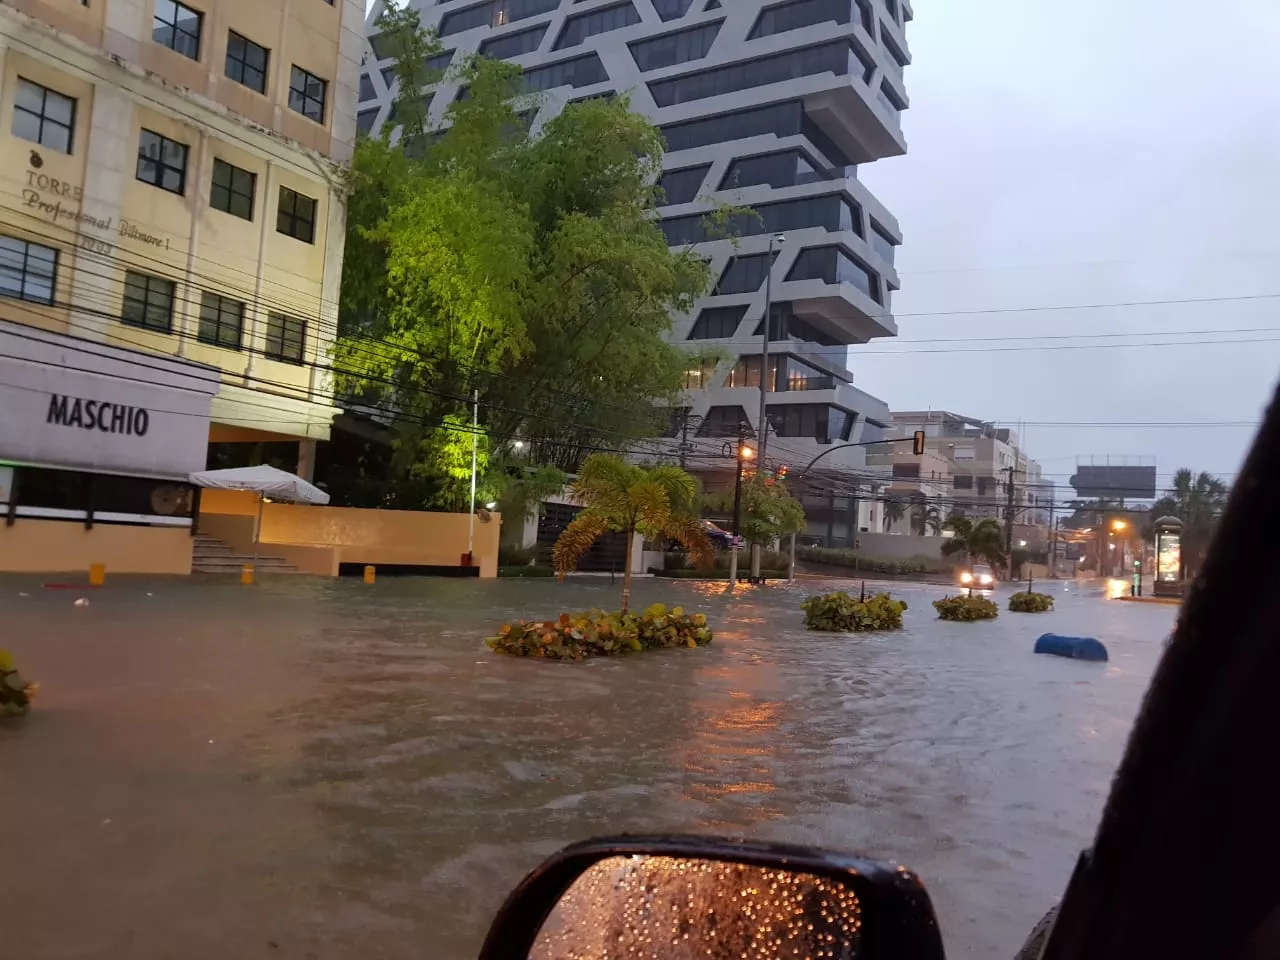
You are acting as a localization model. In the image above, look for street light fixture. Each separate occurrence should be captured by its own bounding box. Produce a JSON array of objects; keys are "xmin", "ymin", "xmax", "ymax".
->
[
  {"xmin": 739, "ymin": 444, "xmax": 756, "ymax": 461},
  {"xmin": 1112, "ymin": 519, "xmax": 1127, "ymax": 531}
]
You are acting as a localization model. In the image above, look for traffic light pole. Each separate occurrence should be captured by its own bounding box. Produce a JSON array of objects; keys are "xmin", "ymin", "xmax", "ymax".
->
[{"xmin": 793, "ymin": 431, "xmax": 927, "ymax": 481}]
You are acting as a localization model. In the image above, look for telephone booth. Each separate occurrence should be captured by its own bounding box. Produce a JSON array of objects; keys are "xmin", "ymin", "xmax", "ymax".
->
[{"xmin": 1152, "ymin": 516, "xmax": 1185, "ymax": 598}]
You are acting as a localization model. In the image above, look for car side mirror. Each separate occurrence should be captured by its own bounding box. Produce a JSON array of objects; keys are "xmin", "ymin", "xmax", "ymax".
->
[{"xmin": 477, "ymin": 835, "xmax": 945, "ymax": 960}]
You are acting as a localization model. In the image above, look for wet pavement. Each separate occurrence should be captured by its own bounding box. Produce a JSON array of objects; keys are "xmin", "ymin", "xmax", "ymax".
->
[{"xmin": 1, "ymin": 575, "xmax": 1176, "ymax": 959}]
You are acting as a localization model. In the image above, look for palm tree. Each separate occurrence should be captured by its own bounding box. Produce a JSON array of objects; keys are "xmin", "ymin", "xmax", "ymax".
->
[
  {"xmin": 552, "ymin": 454, "xmax": 713, "ymax": 613},
  {"xmin": 882, "ymin": 497, "xmax": 906, "ymax": 532},
  {"xmin": 1149, "ymin": 468, "xmax": 1229, "ymax": 576},
  {"xmin": 909, "ymin": 497, "xmax": 942, "ymax": 536},
  {"xmin": 940, "ymin": 516, "xmax": 1006, "ymax": 569}
]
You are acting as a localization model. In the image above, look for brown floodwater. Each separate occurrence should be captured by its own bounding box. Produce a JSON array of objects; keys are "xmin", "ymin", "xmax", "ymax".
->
[{"xmin": 0, "ymin": 574, "xmax": 1174, "ymax": 959}]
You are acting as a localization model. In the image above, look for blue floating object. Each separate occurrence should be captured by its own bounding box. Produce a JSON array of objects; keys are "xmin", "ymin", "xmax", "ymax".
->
[{"xmin": 1035, "ymin": 633, "xmax": 1109, "ymax": 662}]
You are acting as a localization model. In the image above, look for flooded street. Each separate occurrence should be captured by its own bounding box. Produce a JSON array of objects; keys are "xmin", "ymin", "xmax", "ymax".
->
[{"xmin": 1, "ymin": 576, "xmax": 1175, "ymax": 959}]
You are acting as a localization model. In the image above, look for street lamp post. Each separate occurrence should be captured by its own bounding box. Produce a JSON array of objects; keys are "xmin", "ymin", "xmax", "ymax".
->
[
  {"xmin": 752, "ymin": 233, "xmax": 784, "ymax": 581},
  {"xmin": 727, "ymin": 441, "xmax": 755, "ymax": 587}
]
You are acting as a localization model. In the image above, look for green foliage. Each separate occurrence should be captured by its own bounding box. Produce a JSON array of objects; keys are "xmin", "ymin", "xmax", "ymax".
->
[
  {"xmin": 910, "ymin": 500, "xmax": 943, "ymax": 536},
  {"xmin": 1009, "ymin": 591, "xmax": 1055, "ymax": 613},
  {"xmin": 1148, "ymin": 468, "xmax": 1228, "ymax": 576},
  {"xmin": 552, "ymin": 455, "xmax": 711, "ymax": 612},
  {"xmin": 0, "ymin": 649, "xmax": 35, "ymax": 717},
  {"xmin": 881, "ymin": 497, "xmax": 906, "ymax": 531},
  {"xmin": 486, "ymin": 604, "xmax": 713, "ymax": 661},
  {"xmin": 933, "ymin": 594, "xmax": 1000, "ymax": 621},
  {"xmin": 739, "ymin": 480, "xmax": 807, "ymax": 546},
  {"xmin": 802, "ymin": 592, "xmax": 908, "ymax": 632},
  {"xmin": 337, "ymin": 20, "xmax": 714, "ymax": 505},
  {"xmin": 941, "ymin": 517, "xmax": 1007, "ymax": 569},
  {"xmin": 498, "ymin": 565, "xmax": 556, "ymax": 578},
  {"xmin": 491, "ymin": 463, "xmax": 568, "ymax": 544},
  {"xmin": 796, "ymin": 546, "xmax": 947, "ymax": 576}
]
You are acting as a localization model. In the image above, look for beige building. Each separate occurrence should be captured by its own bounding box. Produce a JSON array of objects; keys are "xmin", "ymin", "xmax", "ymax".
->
[{"xmin": 0, "ymin": 0, "xmax": 364, "ymax": 572}]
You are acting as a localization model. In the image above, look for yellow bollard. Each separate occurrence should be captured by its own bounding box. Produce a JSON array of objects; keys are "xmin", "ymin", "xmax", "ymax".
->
[
  {"xmin": 241, "ymin": 563, "xmax": 255, "ymax": 585},
  {"xmin": 363, "ymin": 565, "xmax": 376, "ymax": 584},
  {"xmin": 88, "ymin": 563, "xmax": 105, "ymax": 586}
]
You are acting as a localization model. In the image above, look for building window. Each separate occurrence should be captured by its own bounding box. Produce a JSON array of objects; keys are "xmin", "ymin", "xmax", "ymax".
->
[
  {"xmin": 225, "ymin": 31, "xmax": 269, "ymax": 94},
  {"xmin": 276, "ymin": 186, "xmax": 317, "ymax": 243},
  {"xmin": 687, "ymin": 305, "xmax": 746, "ymax": 340},
  {"xmin": 628, "ymin": 20, "xmax": 721, "ymax": 71},
  {"xmin": 662, "ymin": 193, "xmax": 864, "ymax": 245},
  {"xmin": 713, "ymin": 252, "xmax": 776, "ymax": 295},
  {"xmin": 0, "ymin": 236, "xmax": 57, "ymax": 305},
  {"xmin": 153, "ymin": 0, "xmax": 202, "ymax": 60},
  {"xmin": 198, "ymin": 291, "xmax": 244, "ymax": 349},
  {"xmin": 697, "ymin": 405, "xmax": 751, "ymax": 438},
  {"xmin": 555, "ymin": 2, "xmax": 641, "ymax": 49},
  {"xmin": 288, "ymin": 65, "xmax": 327, "ymax": 123},
  {"xmin": 12, "ymin": 78, "xmax": 76, "ymax": 154},
  {"xmin": 265, "ymin": 313, "xmax": 305, "ymax": 364},
  {"xmin": 121, "ymin": 270, "xmax": 176, "ymax": 333},
  {"xmin": 520, "ymin": 53, "xmax": 608, "ymax": 93},
  {"xmin": 438, "ymin": 0, "xmax": 560, "ymax": 37},
  {"xmin": 136, "ymin": 129, "xmax": 188, "ymax": 195},
  {"xmin": 478, "ymin": 23, "xmax": 547, "ymax": 60},
  {"xmin": 210, "ymin": 159, "xmax": 255, "ymax": 221},
  {"xmin": 657, "ymin": 164, "xmax": 709, "ymax": 206}
]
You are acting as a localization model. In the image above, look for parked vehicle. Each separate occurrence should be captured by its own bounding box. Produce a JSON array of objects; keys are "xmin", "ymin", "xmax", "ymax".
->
[
  {"xmin": 476, "ymin": 387, "xmax": 1280, "ymax": 960},
  {"xmin": 700, "ymin": 519, "xmax": 734, "ymax": 550}
]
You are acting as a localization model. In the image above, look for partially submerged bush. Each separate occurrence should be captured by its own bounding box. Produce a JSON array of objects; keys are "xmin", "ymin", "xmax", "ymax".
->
[
  {"xmin": 1009, "ymin": 591, "xmax": 1054, "ymax": 613},
  {"xmin": 0, "ymin": 649, "xmax": 36, "ymax": 717},
  {"xmin": 802, "ymin": 591, "xmax": 907, "ymax": 632},
  {"xmin": 934, "ymin": 594, "xmax": 999, "ymax": 622},
  {"xmin": 486, "ymin": 604, "xmax": 713, "ymax": 661}
]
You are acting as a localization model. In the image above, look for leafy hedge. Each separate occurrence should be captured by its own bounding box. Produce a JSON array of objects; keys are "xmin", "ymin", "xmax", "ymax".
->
[
  {"xmin": 934, "ymin": 594, "xmax": 999, "ymax": 621},
  {"xmin": 796, "ymin": 546, "xmax": 951, "ymax": 577},
  {"xmin": 802, "ymin": 591, "xmax": 907, "ymax": 632},
  {"xmin": 0, "ymin": 649, "xmax": 35, "ymax": 717},
  {"xmin": 486, "ymin": 604, "xmax": 713, "ymax": 661},
  {"xmin": 498, "ymin": 565, "xmax": 557, "ymax": 578},
  {"xmin": 1009, "ymin": 591, "xmax": 1055, "ymax": 613},
  {"xmin": 652, "ymin": 568, "xmax": 788, "ymax": 580}
]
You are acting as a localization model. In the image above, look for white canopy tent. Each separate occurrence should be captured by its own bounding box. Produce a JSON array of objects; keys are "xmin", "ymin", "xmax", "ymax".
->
[{"xmin": 189, "ymin": 465, "xmax": 329, "ymax": 563}]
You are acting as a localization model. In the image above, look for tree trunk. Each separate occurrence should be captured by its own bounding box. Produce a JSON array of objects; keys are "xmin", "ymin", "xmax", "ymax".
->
[{"xmin": 620, "ymin": 529, "xmax": 634, "ymax": 614}]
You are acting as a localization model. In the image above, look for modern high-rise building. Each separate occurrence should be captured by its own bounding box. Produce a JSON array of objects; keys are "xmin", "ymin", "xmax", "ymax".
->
[
  {"xmin": 0, "ymin": 0, "xmax": 364, "ymax": 572},
  {"xmin": 360, "ymin": 0, "xmax": 911, "ymax": 543}
]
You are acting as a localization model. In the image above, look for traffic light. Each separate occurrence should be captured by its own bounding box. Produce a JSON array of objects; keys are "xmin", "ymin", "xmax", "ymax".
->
[
  {"xmin": 776, "ymin": 464, "xmax": 789, "ymax": 481},
  {"xmin": 912, "ymin": 430, "xmax": 926, "ymax": 456}
]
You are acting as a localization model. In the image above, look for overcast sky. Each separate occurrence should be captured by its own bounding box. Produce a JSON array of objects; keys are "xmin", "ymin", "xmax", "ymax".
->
[
  {"xmin": 856, "ymin": 0, "xmax": 1280, "ymax": 492},
  {"xmin": 367, "ymin": 0, "xmax": 1279, "ymax": 492}
]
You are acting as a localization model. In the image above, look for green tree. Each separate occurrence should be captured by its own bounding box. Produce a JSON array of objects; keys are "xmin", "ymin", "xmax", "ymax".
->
[
  {"xmin": 335, "ymin": 23, "xmax": 713, "ymax": 506},
  {"xmin": 1149, "ymin": 468, "xmax": 1228, "ymax": 576},
  {"xmin": 910, "ymin": 497, "xmax": 942, "ymax": 536},
  {"xmin": 882, "ymin": 497, "xmax": 906, "ymax": 532},
  {"xmin": 490, "ymin": 462, "xmax": 568, "ymax": 546},
  {"xmin": 740, "ymin": 479, "xmax": 806, "ymax": 547},
  {"xmin": 552, "ymin": 455, "xmax": 713, "ymax": 613},
  {"xmin": 941, "ymin": 517, "xmax": 1007, "ymax": 569}
]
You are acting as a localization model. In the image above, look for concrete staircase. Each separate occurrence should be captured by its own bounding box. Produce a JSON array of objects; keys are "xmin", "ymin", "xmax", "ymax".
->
[{"xmin": 192, "ymin": 534, "xmax": 299, "ymax": 575}]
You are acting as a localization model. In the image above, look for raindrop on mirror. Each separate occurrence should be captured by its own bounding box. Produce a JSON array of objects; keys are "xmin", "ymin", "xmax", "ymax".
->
[{"xmin": 531, "ymin": 855, "xmax": 863, "ymax": 959}]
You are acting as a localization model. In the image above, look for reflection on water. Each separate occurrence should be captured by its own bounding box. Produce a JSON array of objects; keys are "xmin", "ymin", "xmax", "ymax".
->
[{"xmin": 532, "ymin": 855, "xmax": 861, "ymax": 960}]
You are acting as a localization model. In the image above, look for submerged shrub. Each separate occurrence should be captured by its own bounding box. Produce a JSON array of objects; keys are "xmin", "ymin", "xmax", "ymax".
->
[
  {"xmin": 1009, "ymin": 591, "xmax": 1055, "ymax": 613},
  {"xmin": 934, "ymin": 594, "xmax": 999, "ymax": 622},
  {"xmin": 801, "ymin": 591, "xmax": 907, "ymax": 632},
  {"xmin": 0, "ymin": 649, "xmax": 36, "ymax": 717},
  {"xmin": 486, "ymin": 604, "xmax": 713, "ymax": 661}
]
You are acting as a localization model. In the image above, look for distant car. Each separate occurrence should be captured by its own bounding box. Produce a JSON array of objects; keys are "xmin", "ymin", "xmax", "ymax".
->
[
  {"xmin": 701, "ymin": 520, "xmax": 735, "ymax": 550},
  {"xmin": 959, "ymin": 563, "xmax": 997, "ymax": 589}
]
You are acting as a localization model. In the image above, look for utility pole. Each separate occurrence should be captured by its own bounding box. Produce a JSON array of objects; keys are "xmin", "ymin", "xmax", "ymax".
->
[
  {"xmin": 1004, "ymin": 464, "xmax": 1017, "ymax": 580},
  {"xmin": 1047, "ymin": 499, "xmax": 1057, "ymax": 578}
]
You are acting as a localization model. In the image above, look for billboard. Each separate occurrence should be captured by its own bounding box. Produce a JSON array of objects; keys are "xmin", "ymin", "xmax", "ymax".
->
[{"xmin": 1070, "ymin": 465, "xmax": 1157, "ymax": 500}]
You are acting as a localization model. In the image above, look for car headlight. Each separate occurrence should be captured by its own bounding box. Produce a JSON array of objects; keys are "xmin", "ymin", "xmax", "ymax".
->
[
  {"xmin": 960, "ymin": 572, "xmax": 973, "ymax": 583},
  {"xmin": 979, "ymin": 574, "xmax": 993, "ymax": 585}
]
